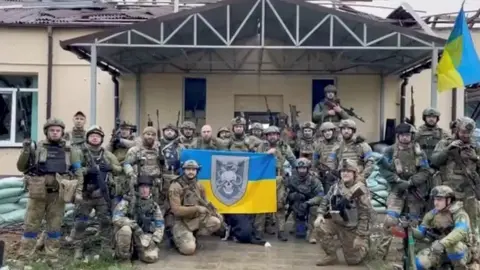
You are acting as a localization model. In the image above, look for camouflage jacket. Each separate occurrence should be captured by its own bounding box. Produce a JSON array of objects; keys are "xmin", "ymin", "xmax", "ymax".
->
[
  {"xmin": 312, "ymin": 100, "xmax": 349, "ymax": 125},
  {"xmin": 415, "ymin": 124, "xmax": 450, "ymax": 161},
  {"xmin": 286, "ymin": 171, "xmax": 324, "ymax": 205},
  {"xmin": 123, "ymin": 141, "xmax": 162, "ymax": 178},
  {"xmin": 328, "ymin": 135, "xmax": 374, "ymax": 179},
  {"xmin": 258, "ymin": 140, "xmax": 297, "ymax": 170},
  {"xmin": 112, "ymin": 197, "xmax": 165, "ymax": 236},
  {"xmin": 314, "ymin": 135, "xmax": 342, "ymax": 171}
]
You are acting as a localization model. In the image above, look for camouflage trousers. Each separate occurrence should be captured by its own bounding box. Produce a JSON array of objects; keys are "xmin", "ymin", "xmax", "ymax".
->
[
  {"xmin": 316, "ymin": 219, "xmax": 369, "ymax": 265},
  {"xmin": 463, "ymin": 196, "xmax": 479, "ymax": 234},
  {"xmin": 172, "ymin": 215, "xmax": 221, "ymax": 255},
  {"xmin": 160, "ymin": 174, "xmax": 177, "ymax": 213},
  {"xmin": 115, "ymin": 226, "xmax": 160, "ymax": 263},
  {"xmin": 254, "ymin": 176, "xmax": 286, "ymax": 234},
  {"xmin": 73, "ymin": 196, "xmax": 112, "ymax": 250},
  {"xmin": 416, "ymin": 241, "xmax": 470, "ymax": 269},
  {"xmin": 18, "ymin": 193, "xmax": 65, "ymax": 262},
  {"xmin": 377, "ymin": 192, "xmax": 425, "ymax": 259}
]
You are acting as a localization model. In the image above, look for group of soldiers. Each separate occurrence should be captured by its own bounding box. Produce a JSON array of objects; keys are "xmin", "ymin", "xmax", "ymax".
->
[{"xmin": 12, "ymin": 84, "xmax": 480, "ymax": 269}]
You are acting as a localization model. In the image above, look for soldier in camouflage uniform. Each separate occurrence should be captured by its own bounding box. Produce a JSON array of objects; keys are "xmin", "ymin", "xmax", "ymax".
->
[
  {"xmin": 255, "ymin": 126, "xmax": 297, "ymax": 241},
  {"xmin": 286, "ymin": 158, "xmax": 324, "ymax": 243},
  {"xmin": 314, "ymin": 121, "xmax": 342, "ymax": 192},
  {"xmin": 376, "ymin": 123, "xmax": 431, "ymax": 259},
  {"xmin": 431, "ymin": 117, "xmax": 480, "ymax": 233},
  {"xmin": 294, "ymin": 121, "xmax": 318, "ymax": 160},
  {"xmin": 312, "ymin": 85, "xmax": 349, "ymax": 126},
  {"xmin": 217, "ymin": 126, "xmax": 231, "ymax": 140},
  {"xmin": 113, "ymin": 175, "xmax": 164, "ymax": 264},
  {"xmin": 250, "ymin": 122, "xmax": 264, "ymax": 139},
  {"xmin": 124, "ymin": 127, "xmax": 164, "ymax": 211},
  {"xmin": 64, "ymin": 111, "xmax": 87, "ymax": 147},
  {"xmin": 328, "ymin": 119, "xmax": 374, "ymax": 179},
  {"xmin": 414, "ymin": 185, "xmax": 472, "ymax": 269},
  {"xmin": 179, "ymin": 121, "xmax": 198, "ymax": 149},
  {"xmin": 159, "ymin": 123, "xmax": 182, "ymax": 209},
  {"xmin": 416, "ymin": 108, "xmax": 450, "ymax": 161},
  {"xmin": 73, "ymin": 125, "xmax": 122, "ymax": 260},
  {"xmin": 16, "ymin": 118, "xmax": 83, "ymax": 268},
  {"xmin": 194, "ymin": 125, "xmax": 218, "ymax": 150},
  {"xmin": 223, "ymin": 116, "xmax": 261, "ymax": 152},
  {"xmin": 167, "ymin": 160, "xmax": 222, "ymax": 255},
  {"xmin": 314, "ymin": 159, "xmax": 373, "ymax": 266}
]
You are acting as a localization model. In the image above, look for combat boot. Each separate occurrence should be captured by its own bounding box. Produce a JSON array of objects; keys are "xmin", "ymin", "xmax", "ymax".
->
[
  {"xmin": 277, "ymin": 231, "xmax": 288, "ymax": 241},
  {"xmin": 307, "ymin": 230, "xmax": 316, "ymax": 244},
  {"xmin": 316, "ymin": 254, "xmax": 338, "ymax": 266},
  {"xmin": 74, "ymin": 247, "xmax": 84, "ymax": 260},
  {"xmin": 254, "ymin": 230, "xmax": 264, "ymax": 240}
]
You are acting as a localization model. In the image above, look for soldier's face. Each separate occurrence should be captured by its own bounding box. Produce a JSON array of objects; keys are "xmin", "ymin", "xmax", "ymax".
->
[
  {"xmin": 219, "ymin": 131, "xmax": 227, "ymax": 139},
  {"xmin": 183, "ymin": 128, "xmax": 194, "ymax": 137},
  {"xmin": 164, "ymin": 128, "xmax": 176, "ymax": 139},
  {"xmin": 303, "ymin": 128, "xmax": 314, "ymax": 138},
  {"xmin": 143, "ymin": 132, "xmax": 156, "ymax": 144},
  {"xmin": 139, "ymin": 185, "xmax": 151, "ymax": 199},
  {"xmin": 457, "ymin": 129, "xmax": 472, "ymax": 143},
  {"xmin": 88, "ymin": 133, "xmax": 102, "ymax": 146},
  {"xmin": 73, "ymin": 116, "xmax": 85, "ymax": 128},
  {"xmin": 297, "ymin": 167, "xmax": 308, "ymax": 177},
  {"xmin": 341, "ymin": 127, "xmax": 353, "ymax": 138},
  {"xmin": 233, "ymin": 125, "xmax": 244, "ymax": 134},
  {"xmin": 397, "ymin": 133, "xmax": 411, "ymax": 144},
  {"xmin": 425, "ymin": 116, "xmax": 438, "ymax": 126},
  {"xmin": 252, "ymin": 129, "xmax": 262, "ymax": 137},
  {"xmin": 267, "ymin": 133, "xmax": 279, "ymax": 143},
  {"xmin": 341, "ymin": 170, "xmax": 354, "ymax": 182},
  {"xmin": 120, "ymin": 128, "xmax": 131, "ymax": 138},
  {"xmin": 433, "ymin": 197, "xmax": 450, "ymax": 210},
  {"xmin": 201, "ymin": 127, "xmax": 212, "ymax": 139},
  {"xmin": 184, "ymin": 168, "xmax": 197, "ymax": 179},
  {"xmin": 326, "ymin": 92, "xmax": 335, "ymax": 99},
  {"xmin": 47, "ymin": 126, "xmax": 63, "ymax": 141},
  {"xmin": 323, "ymin": 129, "xmax": 333, "ymax": 139}
]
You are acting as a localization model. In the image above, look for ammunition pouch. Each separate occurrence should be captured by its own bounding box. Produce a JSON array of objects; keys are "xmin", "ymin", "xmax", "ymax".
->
[
  {"xmin": 25, "ymin": 175, "xmax": 47, "ymax": 200},
  {"xmin": 111, "ymin": 174, "xmax": 130, "ymax": 197},
  {"xmin": 58, "ymin": 174, "xmax": 77, "ymax": 203}
]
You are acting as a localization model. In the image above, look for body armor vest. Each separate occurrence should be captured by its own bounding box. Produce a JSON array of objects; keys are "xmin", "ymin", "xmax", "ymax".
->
[
  {"xmin": 139, "ymin": 147, "xmax": 161, "ymax": 177},
  {"xmin": 391, "ymin": 143, "xmax": 420, "ymax": 180},
  {"xmin": 298, "ymin": 138, "xmax": 315, "ymax": 160},
  {"xmin": 179, "ymin": 136, "xmax": 197, "ymax": 149},
  {"xmin": 135, "ymin": 198, "xmax": 156, "ymax": 233},
  {"xmin": 112, "ymin": 136, "xmax": 135, "ymax": 163},
  {"xmin": 37, "ymin": 143, "xmax": 69, "ymax": 174},
  {"xmin": 336, "ymin": 139, "xmax": 364, "ymax": 172},
  {"xmin": 317, "ymin": 138, "xmax": 339, "ymax": 170},
  {"xmin": 416, "ymin": 125, "xmax": 444, "ymax": 160},
  {"xmin": 70, "ymin": 129, "xmax": 85, "ymax": 146},
  {"xmin": 196, "ymin": 139, "xmax": 216, "ymax": 150}
]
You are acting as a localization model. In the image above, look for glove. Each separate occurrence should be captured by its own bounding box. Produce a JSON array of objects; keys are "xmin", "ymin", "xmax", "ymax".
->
[
  {"xmin": 314, "ymin": 216, "xmax": 325, "ymax": 228},
  {"xmin": 99, "ymin": 162, "xmax": 112, "ymax": 172},
  {"xmin": 396, "ymin": 179, "xmax": 411, "ymax": 191},
  {"xmin": 152, "ymin": 230, "xmax": 163, "ymax": 243},
  {"xmin": 75, "ymin": 193, "xmax": 83, "ymax": 204},
  {"xmin": 289, "ymin": 192, "xmax": 306, "ymax": 201},
  {"xmin": 448, "ymin": 140, "xmax": 464, "ymax": 150},
  {"xmin": 431, "ymin": 240, "xmax": 445, "ymax": 255},
  {"xmin": 87, "ymin": 167, "xmax": 99, "ymax": 175},
  {"xmin": 139, "ymin": 234, "xmax": 151, "ymax": 248},
  {"xmin": 196, "ymin": 205, "xmax": 208, "ymax": 214}
]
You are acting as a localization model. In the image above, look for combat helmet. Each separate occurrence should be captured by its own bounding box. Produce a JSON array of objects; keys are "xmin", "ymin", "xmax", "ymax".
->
[
  {"xmin": 264, "ymin": 125, "xmax": 280, "ymax": 135},
  {"xmin": 325, "ymin": 85, "xmax": 337, "ymax": 93},
  {"xmin": 430, "ymin": 185, "xmax": 455, "ymax": 199},
  {"xmin": 296, "ymin": 157, "xmax": 312, "ymax": 168},
  {"xmin": 339, "ymin": 159, "xmax": 358, "ymax": 173},
  {"xmin": 86, "ymin": 125, "xmax": 105, "ymax": 138},
  {"xmin": 250, "ymin": 122, "xmax": 263, "ymax": 130},
  {"xmin": 319, "ymin": 122, "xmax": 336, "ymax": 132},
  {"xmin": 456, "ymin": 117, "xmax": 476, "ymax": 132},
  {"xmin": 395, "ymin": 123, "xmax": 416, "ymax": 135},
  {"xmin": 422, "ymin": 108, "xmax": 441, "ymax": 121},
  {"xmin": 180, "ymin": 121, "xmax": 196, "ymax": 130},
  {"xmin": 231, "ymin": 116, "xmax": 246, "ymax": 126},
  {"xmin": 182, "ymin": 160, "xmax": 200, "ymax": 170},
  {"xmin": 163, "ymin": 123, "xmax": 178, "ymax": 133},
  {"xmin": 43, "ymin": 118, "xmax": 65, "ymax": 135},
  {"xmin": 339, "ymin": 119, "xmax": 356, "ymax": 130},
  {"xmin": 301, "ymin": 121, "xmax": 316, "ymax": 131},
  {"xmin": 137, "ymin": 175, "xmax": 154, "ymax": 186},
  {"xmin": 217, "ymin": 126, "xmax": 229, "ymax": 137}
]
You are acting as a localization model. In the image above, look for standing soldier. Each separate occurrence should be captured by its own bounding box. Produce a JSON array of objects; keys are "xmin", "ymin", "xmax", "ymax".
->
[
  {"xmin": 416, "ymin": 108, "xmax": 449, "ymax": 161},
  {"xmin": 16, "ymin": 118, "xmax": 83, "ymax": 268},
  {"xmin": 64, "ymin": 111, "xmax": 87, "ymax": 147},
  {"xmin": 431, "ymin": 117, "xmax": 480, "ymax": 233},
  {"xmin": 314, "ymin": 122, "xmax": 342, "ymax": 192},
  {"xmin": 294, "ymin": 121, "xmax": 317, "ymax": 160},
  {"xmin": 73, "ymin": 125, "xmax": 122, "ymax": 260},
  {"xmin": 217, "ymin": 126, "xmax": 231, "ymax": 140},
  {"xmin": 314, "ymin": 159, "xmax": 373, "ymax": 266},
  {"xmin": 178, "ymin": 121, "xmax": 197, "ymax": 149},
  {"xmin": 124, "ymin": 127, "xmax": 164, "ymax": 210},
  {"xmin": 166, "ymin": 160, "xmax": 222, "ymax": 255},
  {"xmin": 255, "ymin": 126, "xmax": 297, "ymax": 241},
  {"xmin": 250, "ymin": 122, "xmax": 264, "ymax": 139},
  {"xmin": 159, "ymin": 123, "xmax": 182, "ymax": 208},
  {"xmin": 225, "ymin": 116, "xmax": 260, "ymax": 151},
  {"xmin": 376, "ymin": 123, "xmax": 431, "ymax": 260},
  {"xmin": 195, "ymin": 125, "xmax": 217, "ymax": 150},
  {"xmin": 328, "ymin": 119, "xmax": 374, "ymax": 179},
  {"xmin": 312, "ymin": 85, "xmax": 349, "ymax": 126},
  {"xmin": 113, "ymin": 175, "xmax": 164, "ymax": 264},
  {"xmin": 285, "ymin": 158, "xmax": 324, "ymax": 243}
]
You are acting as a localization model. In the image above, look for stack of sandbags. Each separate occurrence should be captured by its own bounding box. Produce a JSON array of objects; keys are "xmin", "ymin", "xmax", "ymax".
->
[{"xmin": 366, "ymin": 153, "xmax": 390, "ymax": 213}]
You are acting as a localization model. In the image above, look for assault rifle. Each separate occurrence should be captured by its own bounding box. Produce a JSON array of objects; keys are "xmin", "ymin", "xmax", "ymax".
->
[
  {"xmin": 452, "ymin": 146, "xmax": 480, "ymax": 200},
  {"xmin": 84, "ymin": 148, "xmax": 111, "ymax": 212},
  {"xmin": 156, "ymin": 110, "xmax": 161, "ymax": 140},
  {"xmin": 289, "ymin": 104, "xmax": 300, "ymax": 132},
  {"xmin": 390, "ymin": 216, "xmax": 417, "ymax": 270},
  {"xmin": 147, "ymin": 114, "xmax": 153, "ymax": 127},
  {"xmin": 109, "ymin": 118, "xmax": 121, "ymax": 151},
  {"xmin": 17, "ymin": 88, "xmax": 36, "ymax": 175},
  {"xmin": 407, "ymin": 86, "xmax": 416, "ymax": 126},
  {"xmin": 324, "ymin": 99, "xmax": 365, "ymax": 122},
  {"xmin": 265, "ymin": 96, "xmax": 275, "ymax": 126},
  {"xmin": 176, "ymin": 111, "xmax": 180, "ymax": 128}
]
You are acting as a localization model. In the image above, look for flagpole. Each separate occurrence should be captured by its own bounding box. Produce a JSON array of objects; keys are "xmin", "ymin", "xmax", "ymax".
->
[{"xmin": 431, "ymin": 46, "xmax": 438, "ymax": 108}]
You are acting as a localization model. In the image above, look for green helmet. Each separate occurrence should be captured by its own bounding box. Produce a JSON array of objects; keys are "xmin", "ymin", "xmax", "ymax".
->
[
  {"xmin": 264, "ymin": 126, "xmax": 280, "ymax": 135},
  {"xmin": 43, "ymin": 118, "xmax": 65, "ymax": 135},
  {"xmin": 325, "ymin": 85, "xmax": 337, "ymax": 93},
  {"xmin": 340, "ymin": 159, "xmax": 358, "ymax": 173},
  {"xmin": 231, "ymin": 117, "xmax": 246, "ymax": 126},
  {"xmin": 251, "ymin": 122, "xmax": 263, "ymax": 130},
  {"xmin": 296, "ymin": 157, "xmax": 311, "ymax": 168},
  {"xmin": 163, "ymin": 123, "xmax": 178, "ymax": 132},
  {"xmin": 430, "ymin": 185, "xmax": 455, "ymax": 199},
  {"xmin": 456, "ymin": 117, "xmax": 476, "ymax": 132},
  {"xmin": 339, "ymin": 119, "xmax": 356, "ymax": 130},
  {"xmin": 319, "ymin": 122, "xmax": 336, "ymax": 132},
  {"xmin": 86, "ymin": 125, "xmax": 105, "ymax": 138},
  {"xmin": 422, "ymin": 108, "xmax": 441, "ymax": 121},
  {"xmin": 301, "ymin": 121, "xmax": 316, "ymax": 130},
  {"xmin": 182, "ymin": 160, "xmax": 200, "ymax": 169},
  {"xmin": 180, "ymin": 121, "xmax": 196, "ymax": 130}
]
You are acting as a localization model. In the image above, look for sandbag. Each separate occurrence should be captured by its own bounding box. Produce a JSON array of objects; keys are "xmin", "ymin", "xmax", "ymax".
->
[
  {"xmin": 369, "ymin": 184, "xmax": 388, "ymax": 192},
  {"xmin": 372, "ymin": 190, "xmax": 389, "ymax": 198},
  {"xmin": 0, "ymin": 209, "xmax": 26, "ymax": 226},
  {"xmin": 0, "ymin": 187, "xmax": 24, "ymax": 199},
  {"xmin": 374, "ymin": 206, "xmax": 387, "ymax": 213},
  {"xmin": 372, "ymin": 200, "xmax": 386, "ymax": 208},
  {"xmin": 18, "ymin": 197, "xmax": 29, "ymax": 207},
  {"xmin": 65, "ymin": 209, "xmax": 74, "ymax": 218},
  {"xmin": 0, "ymin": 196, "xmax": 22, "ymax": 204},
  {"xmin": 65, "ymin": 203, "xmax": 74, "ymax": 212},
  {"xmin": 0, "ymin": 203, "xmax": 22, "ymax": 214},
  {"xmin": 0, "ymin": 177, "xmax": 24, "ymax": 189},
  {"xmin": 21, "ymin": 192, "xmax": 29, "ymax": 198}
]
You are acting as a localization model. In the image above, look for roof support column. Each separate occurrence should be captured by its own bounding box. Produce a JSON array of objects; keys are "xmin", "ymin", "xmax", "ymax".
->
[
  {"xmin": 89, "ymin": 42, "xmax": 97, "ymax": 125},
  {"xmin": 135, "ymin": 73, "xmax": 141, "ymax": 130},
  {"xmin": 430, "ymin": 45, "xmax": 438, "ymax": 108},
  {"xmin": 379, "ymin": 75, "xmax": 385, "ymax": 140}
]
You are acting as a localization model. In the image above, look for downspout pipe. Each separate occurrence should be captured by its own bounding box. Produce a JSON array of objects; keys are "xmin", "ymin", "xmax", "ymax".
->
[
  {"xmin": 112, "ymin": 74, "xmax": 120, "ymax": 122},
  {"xmin": 46, "ymin": 26, "xmax": 53, "ymax": 119},
  {"xmin": 400, "ymin": 77, "xmax": 409, "ymax": 123}
]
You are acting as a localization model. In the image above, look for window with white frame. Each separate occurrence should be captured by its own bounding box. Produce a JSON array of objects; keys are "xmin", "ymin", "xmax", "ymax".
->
[{"xmin": 0, "ymin": 75, "xmax": 38, "ymax": 147}]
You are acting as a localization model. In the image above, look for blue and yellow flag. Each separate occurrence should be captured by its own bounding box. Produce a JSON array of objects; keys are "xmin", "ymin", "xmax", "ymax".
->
[
  {"xmin": 437, "ymin": 4, "xmax": 480, "ymax": 92},
  {"xmin": 180, "ymin": 149, "xmax": 277, "ymax": 214}
]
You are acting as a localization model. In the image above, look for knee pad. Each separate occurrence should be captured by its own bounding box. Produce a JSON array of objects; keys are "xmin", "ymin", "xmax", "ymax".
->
[{"xmin": 178, "ymin": 241, "xmax": 196, "ymax": 255}]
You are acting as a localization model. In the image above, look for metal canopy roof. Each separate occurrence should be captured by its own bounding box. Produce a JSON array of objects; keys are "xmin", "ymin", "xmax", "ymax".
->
[{"xmin": 60, "ymin": 0, "xmax": 446, "ymax": 75}]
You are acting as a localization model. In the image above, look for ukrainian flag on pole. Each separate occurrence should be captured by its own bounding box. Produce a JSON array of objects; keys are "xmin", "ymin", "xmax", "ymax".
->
[
  {"xmin": 437, "ymin": 2, "xmax": 480, "ymax": 92},
  {"xmin": 180, "ymin": 149, "xmax": 277, "ymax": 214}
]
